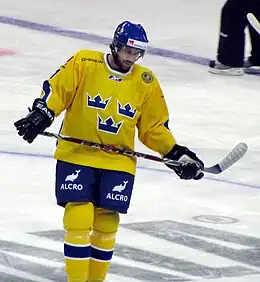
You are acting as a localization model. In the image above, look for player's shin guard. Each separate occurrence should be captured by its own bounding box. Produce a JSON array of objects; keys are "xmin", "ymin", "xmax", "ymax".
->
[
  {"xmin": 88, "ymin": 208, "xmax": 120, "ymax": 282},
  {"xmin": 63, "ymin": 202, "xmax": 94, "ymax": 282}
]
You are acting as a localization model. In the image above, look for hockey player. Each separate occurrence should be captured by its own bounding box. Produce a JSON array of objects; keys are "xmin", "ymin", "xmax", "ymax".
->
[
  {"xmin": 14, "ymin": 21, "xmax": 204, "ymax": 282},
  {"xmin": 209, "ymin": 0, "xmax": 260, "ymax": 75}
]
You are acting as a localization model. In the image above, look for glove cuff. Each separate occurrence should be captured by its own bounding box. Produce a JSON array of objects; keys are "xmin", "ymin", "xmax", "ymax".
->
[
  {"xmin": 32, "ymin": 98, "xmax": 55, "ymax": 126},
  {"xmin": 164, "ymin": 144, "xmax": 190, "ymax": 161}
]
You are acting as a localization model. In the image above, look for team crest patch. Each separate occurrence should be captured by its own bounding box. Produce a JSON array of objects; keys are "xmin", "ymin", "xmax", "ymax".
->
[{"xmin": 142, "ymin": 72, "xmax": 154, "ymax": 83}]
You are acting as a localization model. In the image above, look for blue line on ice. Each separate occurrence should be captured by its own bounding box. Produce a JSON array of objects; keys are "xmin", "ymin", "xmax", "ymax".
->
[
  {"xmin": 1, "ymin": 150, "xmax": 259, "ymax": 190},
  {"xmin": 0, "ymin": 16, "xmax": 209, "ymax": 66}
]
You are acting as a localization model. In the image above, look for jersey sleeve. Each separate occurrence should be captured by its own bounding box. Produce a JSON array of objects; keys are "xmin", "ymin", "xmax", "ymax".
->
[
  {"xmin": 137, "ymin": 77, "xmax": 176, "ymax": 155},
  {"xmin": 40, "ymin": 51, "xmax": 83, "ymax": 117}
]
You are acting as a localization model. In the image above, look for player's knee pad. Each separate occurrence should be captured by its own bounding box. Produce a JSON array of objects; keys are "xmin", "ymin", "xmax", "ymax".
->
[
  {"xmin": 93, "ymin": 208, "xmax": 120, "ymax": 234},
  {"xmin": 63, "ymin": 202, "xmax": 94, "ymax": 232}
]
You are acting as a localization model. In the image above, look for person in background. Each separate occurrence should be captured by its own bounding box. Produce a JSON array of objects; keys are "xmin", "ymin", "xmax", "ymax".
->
[{"xmin": 209, "ymin": 0, "xmax": 260, "ymax": 75}]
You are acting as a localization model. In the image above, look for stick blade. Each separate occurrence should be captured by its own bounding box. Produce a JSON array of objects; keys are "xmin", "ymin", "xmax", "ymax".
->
[
  {"xmin": 204, "ymin": 142, "xmax": 248, "ymax": 174},
  {"xmin": 247, "ymin": 13, "xmax": 260, "ymax": 34}
]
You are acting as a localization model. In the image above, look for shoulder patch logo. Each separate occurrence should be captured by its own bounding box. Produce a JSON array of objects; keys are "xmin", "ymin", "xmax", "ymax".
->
[{"xmin": 142, "ymin": 72, "xmax": 154, "ymax": 83}]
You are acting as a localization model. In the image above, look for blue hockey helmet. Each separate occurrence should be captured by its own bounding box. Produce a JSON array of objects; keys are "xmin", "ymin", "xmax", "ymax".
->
[{"xmin": 110, "ymin": 21, "xmax": 149, "ymax": 58}]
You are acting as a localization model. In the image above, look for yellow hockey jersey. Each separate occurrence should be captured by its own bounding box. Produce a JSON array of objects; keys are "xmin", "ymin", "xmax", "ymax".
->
[{"xmin": 41, "ymin": 50, "xmax": 176, "ymax": 175}]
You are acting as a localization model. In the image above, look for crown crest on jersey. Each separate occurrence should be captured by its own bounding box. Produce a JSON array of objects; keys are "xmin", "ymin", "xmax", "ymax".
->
[
  {"xmin": 98, "ymin": 115, "xmax": 123, "ymax": 134},
  {"xmin": 118, "ymin": 102, "xmax": 137, "ymax": 119},
  {"xmin": 87, "ymin": 93, "xmax": 110, "ymax": 110}
]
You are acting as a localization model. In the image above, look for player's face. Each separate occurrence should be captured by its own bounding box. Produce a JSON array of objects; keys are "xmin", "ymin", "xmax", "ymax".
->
[{"xmin": 117, "ymin": 46, "xmax": 143, "ymax": 71}]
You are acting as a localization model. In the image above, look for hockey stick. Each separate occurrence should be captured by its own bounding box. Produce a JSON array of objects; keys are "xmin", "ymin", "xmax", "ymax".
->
[
  {"xmin": 40, "ymin": 131, "xmax": 248, "ymax": 175},
  {"xmin": 247, "ymin": 13, "xmax": 260, "ymax": 34}
]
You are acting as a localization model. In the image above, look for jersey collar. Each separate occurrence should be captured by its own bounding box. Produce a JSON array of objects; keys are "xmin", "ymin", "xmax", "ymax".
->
[{"xmin": 104, "ymin": 53, "xmax": 133, "ymax": 76}]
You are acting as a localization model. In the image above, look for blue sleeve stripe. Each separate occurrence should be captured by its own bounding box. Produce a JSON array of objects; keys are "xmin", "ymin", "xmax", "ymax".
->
[
  {"xmin": 164, "ymin": 120, "xmax": 170, "ymax": 130},
  {"xmin": 42, "ymin": 80, "xmax": 52, "ymax": 102},
  {"xmin": 64, "ymin": 243, "xmax": 90, "ymax": 259},
  {"xmin": 90, "ymin": 246, "xmax": 114, "ymax": 262}
]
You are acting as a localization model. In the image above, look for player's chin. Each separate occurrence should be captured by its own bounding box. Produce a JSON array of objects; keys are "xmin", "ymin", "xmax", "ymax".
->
[{"xmin": 121, "ymin": 62, "xmax": 133, "ymax": 71}]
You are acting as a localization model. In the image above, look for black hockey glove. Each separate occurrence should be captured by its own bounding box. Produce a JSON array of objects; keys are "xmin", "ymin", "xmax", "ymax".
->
[
  {"xmin": 14, "ymin": 98, "xmax": 55, "ymax": 143},
  {"xmin": 164, "ymin": 144, "xmax": 204, "ymax": 180}
]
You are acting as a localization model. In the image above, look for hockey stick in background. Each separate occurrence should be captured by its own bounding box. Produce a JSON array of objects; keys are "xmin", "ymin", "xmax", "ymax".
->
[
  {"xmin": 40, "ymin": 131, "xmax": 248, "ymax": 175},
  {"xmin": 247, "ymin": 13, "xmax": 260, "ymax": 34}
]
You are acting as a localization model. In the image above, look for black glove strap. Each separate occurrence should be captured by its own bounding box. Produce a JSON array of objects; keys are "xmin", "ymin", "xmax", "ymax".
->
[{"xmin": 32, "ymin": 98, "xmax": 55, "ymax": 126}]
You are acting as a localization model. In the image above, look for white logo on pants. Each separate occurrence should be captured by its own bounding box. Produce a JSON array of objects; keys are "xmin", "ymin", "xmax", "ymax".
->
[
  {"xmin": 65, "ymin": 170, "xmax": 81, "ymax": 182},
  {"xmin": 112, "ymin": 181, "xmax": 128, "ymax": 192},
  {"xmin": 106, "ymin": 181, "xmax": 129, "ymax": 202},
  {"xmin": 60, "ymin": 169, "xmax": 83, "ymax": 191}
]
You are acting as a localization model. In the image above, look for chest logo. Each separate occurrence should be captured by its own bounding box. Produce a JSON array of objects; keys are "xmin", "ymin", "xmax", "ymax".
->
[
  {"xmin": 118, "ymin": 102, "xmax": 137, "ymax": 119},
  {"xmin": 87, "ymin": 93, "xmax": 111, "ymax": 110},
  {"xmin": 97, "ymin": 114, "xmax": 123, "ymax": 134}
]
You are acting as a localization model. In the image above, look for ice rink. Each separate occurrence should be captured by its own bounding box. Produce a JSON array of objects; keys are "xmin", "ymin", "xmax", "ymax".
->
[{"xmin": 1, "ymin": 0, "xmax": 260, "ymax": 281}]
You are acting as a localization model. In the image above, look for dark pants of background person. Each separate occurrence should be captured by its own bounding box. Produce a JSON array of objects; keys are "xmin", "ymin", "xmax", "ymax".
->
[{"xmin": 217, "ymin": 0, "xmax": 260, "ymax": 67}]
